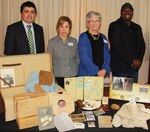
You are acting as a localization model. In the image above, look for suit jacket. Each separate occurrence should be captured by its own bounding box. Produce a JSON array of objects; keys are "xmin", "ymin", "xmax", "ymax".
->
[
  {"xmin": 108, "ymin": 17, "xmax": 145, "ymax": 74},
  {"xmin": 4, "ymin": 21, "xmax": 45, "ymax": 55}
]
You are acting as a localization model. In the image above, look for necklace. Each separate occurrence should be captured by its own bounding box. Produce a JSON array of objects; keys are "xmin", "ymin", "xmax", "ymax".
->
[{"xmin": 89, "ymin": 32, "xmax": 100, "ymax": 40}]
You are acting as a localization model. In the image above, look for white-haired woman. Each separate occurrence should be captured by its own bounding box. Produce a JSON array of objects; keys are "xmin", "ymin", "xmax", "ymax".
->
[{"xmin": 78, "ymin": 11, "xmax": 110, "ymax": 77}]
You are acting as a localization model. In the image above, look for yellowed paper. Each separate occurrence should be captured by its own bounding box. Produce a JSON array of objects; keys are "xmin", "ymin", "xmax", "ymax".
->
[
  {"xmin": 84, "ymin": 76, "xmax": 103, "ymax": 100},
  {"xmin": 64, "ymin": 76, "xmax": 104, "ymax": 101},
  {"xmin": 98, "ymin": 115, "xmax": 112, "ymax": 128}
]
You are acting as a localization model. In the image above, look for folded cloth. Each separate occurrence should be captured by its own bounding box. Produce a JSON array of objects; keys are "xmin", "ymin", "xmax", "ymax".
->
[
  {"xmin": 39, "ymin": 70, "xmax": 53, "ymax": 85},
  {"xmin": 25, "ymin": 71, "xmax": 57, "ymax": 92},
  {"xmin": 34, "ymin": 84, "xmax": 46, "ymax": 93},
  {"xmin": 112, "ymin": 100, "xmax": 150, "ymax": 129}
]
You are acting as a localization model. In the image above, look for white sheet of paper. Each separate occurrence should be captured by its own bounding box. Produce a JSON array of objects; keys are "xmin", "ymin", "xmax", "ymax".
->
[{"xmin": 54, "ymin": 112, "xmax": 76, "ymax": 132}]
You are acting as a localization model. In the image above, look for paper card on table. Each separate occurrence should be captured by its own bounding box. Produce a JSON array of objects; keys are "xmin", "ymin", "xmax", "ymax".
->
[
  {"xmin": 74, "ymin": 122, "xmax": 85, "ymax": 129},
  {"xmin": 82, "ymin": 111, "xmax": 93, "ymax": 115},
  {"xmin": 88, "ymin": 122, "xmax": 96, "ymax": 127},
  {"xmin": 86, "ymin": 114, "xmax": 95, "ymax": 121},
  {"xmin": 70, "ymin": 113, "xmax": 86, "ymax": 123},
  {"xmin": 102, "ymin": 96, "xmax": 109, "ymax": 105},
  {"xmin": 54, "ymin": 112, "xmax": 76, "ymax": 132},
  {"xmin": 98, "ymin": 115, "xmax": 112, "ymax": 128},
  {"xmin": 37, "ymin": 106, "xmax": 55, "ymax": 131}
]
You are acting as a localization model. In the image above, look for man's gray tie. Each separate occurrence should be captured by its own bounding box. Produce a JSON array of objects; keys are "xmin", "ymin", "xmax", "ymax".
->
[{"xmin": 27, "ymin": 25, "xmax": 35, "ymax": 54}]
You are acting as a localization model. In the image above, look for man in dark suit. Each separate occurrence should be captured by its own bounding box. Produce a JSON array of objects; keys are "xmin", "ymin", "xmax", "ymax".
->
[
  {"xmin": 4, "ymin": 1, "xmax": 45, "ymax": 55},
  {"xmin": 108, "ymin": 2, "xmax": 145, "ymax": 83}
]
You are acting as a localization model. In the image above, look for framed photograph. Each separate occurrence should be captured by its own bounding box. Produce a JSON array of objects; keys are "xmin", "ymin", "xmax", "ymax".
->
[
  {"xmin": 37, "ymin": 106, "xmax": 55, "ymax": 131},
  {"xmin": 0, "ymin": 68, "xmax": 15, "ymax": 87}
]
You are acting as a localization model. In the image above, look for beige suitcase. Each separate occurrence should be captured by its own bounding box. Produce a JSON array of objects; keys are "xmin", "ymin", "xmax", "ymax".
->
[
  {"xmin": 16, "ymin": 115, "xmax": 38, "ymax": 130},
  {"xmin": 0, "ymin": 53, "xmax": 63, "ymax": 121}
]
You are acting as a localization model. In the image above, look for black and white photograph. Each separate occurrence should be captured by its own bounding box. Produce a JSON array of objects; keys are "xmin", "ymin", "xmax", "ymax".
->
[
  {"xmin": 86, "ymin": 114, "xmax": 96, "ymax": 121},
  {"xmin": 0, "ymin": 68, "xmax": 15, "ymax": 87},
  {"xmin": 112, "ymin": 77, "xmax": 133, "ymax": 91},
  {"xmin": 37, "ymin": 106, "xmax": 55, "ymax": 131}
]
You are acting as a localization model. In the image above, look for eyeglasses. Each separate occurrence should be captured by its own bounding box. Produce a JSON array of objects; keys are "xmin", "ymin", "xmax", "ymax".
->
[{"xmin": 88, "ymin": 20, "xmax": 100, "ymax": 24}]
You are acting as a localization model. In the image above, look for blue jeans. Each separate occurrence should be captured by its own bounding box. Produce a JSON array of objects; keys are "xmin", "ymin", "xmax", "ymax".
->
[{"xmin": 113, "ymin": 67, "xmax": 138, "ymax": 83}]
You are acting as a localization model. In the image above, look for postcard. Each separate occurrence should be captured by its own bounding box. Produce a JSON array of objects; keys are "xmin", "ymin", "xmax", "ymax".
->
[
  {"xmin": 37, "ymin": 106, "xmax": 55, "ymax": 131},
  {"xmin": 102, "ymin": 96, "xmax": 109, "ymax": 105},
  {"xmin": 98, "ymin": 115, "xmax": 112, "ymax": 128},
  {"xmin": 74, "ymin": 122, "xmax": 85, "ymax": 129},
  {"xmin": 93, "ymin": 109, "xmax": 105, "ymax": 116},
  {"xmin": 86, "ymin": 114, "xmax": 95, "ymax": 121},
  {"xmin": 82, "ymin": 111, "xmax": 93, "ymax": 115},
  {"xmin": 88, "ymin": 122, "xmax": 96, "ymax": 127},
  {"xmin": 70, "ymin": 113, "xmax": 86, "ymax": 123},
  {"xmin": 0, "ymin": 68, "xmax": 15, "ymax": 87}
]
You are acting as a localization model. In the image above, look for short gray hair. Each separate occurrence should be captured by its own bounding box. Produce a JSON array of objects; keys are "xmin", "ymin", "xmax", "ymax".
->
[{"xmin": 86, "ymin": 11, "xmax": 102, "ymax": 23}]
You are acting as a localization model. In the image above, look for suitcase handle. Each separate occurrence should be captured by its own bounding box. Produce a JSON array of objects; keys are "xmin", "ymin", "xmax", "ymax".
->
[
  {"xmin": 2, "ymin": 63, "xmax": 21, "ymax": 67},
  {"xmin": 58, "ymin": 92, "xmax": 63, "ymax": 94}
]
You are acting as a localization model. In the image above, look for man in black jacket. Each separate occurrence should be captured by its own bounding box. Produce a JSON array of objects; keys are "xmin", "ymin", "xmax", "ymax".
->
[
  {"xmin": 4, "ymin": 1, "xmax": 45, "ymax": 55},
  {"xmin": 108, "ymin": 2, "xmax": 145, "ymax": 83}
]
